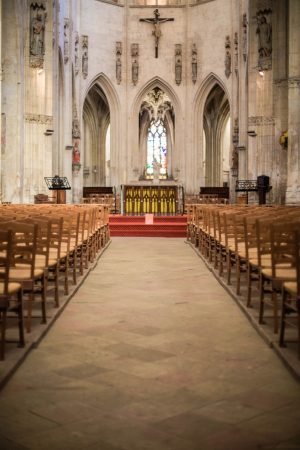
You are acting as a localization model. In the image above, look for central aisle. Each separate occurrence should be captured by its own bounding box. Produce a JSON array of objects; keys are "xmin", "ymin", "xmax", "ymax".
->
[{"xmin": 0, "ymin": 238, "xmax": 300, "ymax": 450}]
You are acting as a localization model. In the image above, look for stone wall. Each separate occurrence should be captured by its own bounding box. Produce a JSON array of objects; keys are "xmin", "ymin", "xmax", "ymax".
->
[{"xmin": 1, "ymin": 0, "xmax": 300, "ymax": 204}]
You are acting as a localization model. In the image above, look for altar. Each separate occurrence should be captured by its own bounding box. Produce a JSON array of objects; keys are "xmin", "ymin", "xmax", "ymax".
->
[{"xmin": 121, "ymin": 183, "xmax": 183, "ymax": 215}]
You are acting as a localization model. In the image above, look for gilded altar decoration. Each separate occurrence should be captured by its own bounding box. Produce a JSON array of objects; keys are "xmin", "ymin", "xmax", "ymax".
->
[{"xmin": 30, "ymin": 2, "xmax": 47, "ymax": 69}]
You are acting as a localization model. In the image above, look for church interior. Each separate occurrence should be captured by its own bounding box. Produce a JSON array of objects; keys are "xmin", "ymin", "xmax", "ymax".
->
[{"xmin": 0, "ymin": 0, "xmax": 300, "ymax": 449}]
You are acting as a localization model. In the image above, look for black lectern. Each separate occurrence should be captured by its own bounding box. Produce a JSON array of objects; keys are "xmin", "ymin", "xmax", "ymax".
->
[{"xmin": 44, "ymin": 176, "xmax": 71, "ymax": 204}]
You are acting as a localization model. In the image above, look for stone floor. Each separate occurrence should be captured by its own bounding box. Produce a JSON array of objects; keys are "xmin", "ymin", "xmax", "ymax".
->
[{"xmin": 0, "ymin": 237, "xmax": 300, "ymax": 450}]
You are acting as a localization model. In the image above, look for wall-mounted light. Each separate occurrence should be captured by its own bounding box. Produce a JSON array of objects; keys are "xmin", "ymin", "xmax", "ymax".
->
[
  {"xmin": 37, "ymin": 69, "xmax": 44, "ymax": 75},
  {"xmin": 258, "ymin": 69, "xmax": 264, "ymax": 77}
]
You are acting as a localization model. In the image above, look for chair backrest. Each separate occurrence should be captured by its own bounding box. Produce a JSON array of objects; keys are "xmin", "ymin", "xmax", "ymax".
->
[
  {"xmin": 0, "ymin": 222, "xmax": 38, "ymax": 279},
  {"xmin": 270, "ymin": 220, "xmax": 300, "ymax": 278},
  {"xmin": 0, "ymin": 229, "xmax": 13, "ymax": 298}
]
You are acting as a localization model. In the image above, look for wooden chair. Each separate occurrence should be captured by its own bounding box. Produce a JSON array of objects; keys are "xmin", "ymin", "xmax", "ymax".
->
[
  {"xmin": 0, "ymin": 229, "xmax": 25, "ymax": 360},
  {"xmin": 1, "ymin": 222, "xmax": 45, "ymax": 334},
  {"xmin": 279, "ymin": 229, "xmax": 300, "ymax": 358},
  {"xmin": 259, "ymin": 220, "xmax": 298, "ymax": 333}
]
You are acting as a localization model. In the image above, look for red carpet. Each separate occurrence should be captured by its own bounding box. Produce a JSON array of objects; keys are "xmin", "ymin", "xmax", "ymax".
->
[{"xmin": 109, "ymin": 215, "xmax": 187, "ymax": 237}]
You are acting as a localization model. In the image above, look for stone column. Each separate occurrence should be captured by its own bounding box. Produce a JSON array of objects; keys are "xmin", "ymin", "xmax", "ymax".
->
[
  {"xmin": 286, "ymin": 0, "xmax": 300, "ymax": 203},
  {"xmin": 0, "ymin": 0, "xmax": 2, "ymax": 202}
]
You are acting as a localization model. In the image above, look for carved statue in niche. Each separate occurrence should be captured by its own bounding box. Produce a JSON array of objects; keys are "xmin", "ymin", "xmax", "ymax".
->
[
  {"xmin": 30, "ymin": 2, "xmax": 46, "ymax": 68},
  {"xmin": 82, "ymin": 35, "xmax": 88, "ymax": 79},
  {"xmin": 131, "ymin": 43, "xmax": 139, "ymax": 85},
  {"xmin": 74, "ymin": 33, "xmax": 79, "ymax": 75},
  {"xmin": 175, "ymin": 44, "xmax": 182, "ymax": 86},
  {"xmin": 116, "ymin": 42, "xmax": 122, "ymax": 84},
  {"xmin": 72, "ymin": 105, "xmax": 81, "ymax": 169},
  {"xmin": 224, "ymin": 35, "xmax": 231, "ymax": 78},
  {"xmin": 256, "ymin": 10, "xmax": 272, "ymax": 69},
  {"xmin": 234, "ymin": 32, "xmax": 238, "ymax": 75},
  {"xmin": 191, "ymin": 43, "xmax": 197, "ymax": 84},
  {"xmin": 132, "ymin": 59, "xmax": 139, "ymax": 86},
  {"xmin": 64, "ymin": 19, "xmax": 69, "ymax": 64},
  {"xmin": 242, "ymin": 13, "xmax": 248, "ymax": 62}
]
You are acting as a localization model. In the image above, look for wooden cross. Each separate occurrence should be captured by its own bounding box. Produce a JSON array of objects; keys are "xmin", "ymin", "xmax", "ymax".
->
[{"xmin": 140, "ymin": 9, "xmax": 174, "ymax": 58}]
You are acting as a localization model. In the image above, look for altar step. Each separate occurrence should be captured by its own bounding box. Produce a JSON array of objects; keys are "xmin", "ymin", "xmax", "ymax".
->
[{"xmin": 109, "ymin": 215, "xmax": 187, "ymax": 237}]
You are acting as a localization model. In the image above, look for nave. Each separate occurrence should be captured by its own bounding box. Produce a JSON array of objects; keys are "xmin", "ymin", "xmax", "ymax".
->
[{"xmin": 0, "ymin": 238, "xmax": 300, "ymax": 450}]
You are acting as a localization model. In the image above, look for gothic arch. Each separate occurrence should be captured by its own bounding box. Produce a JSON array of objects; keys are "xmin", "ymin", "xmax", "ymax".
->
[
  {"xmin": 193, "ymin": 73, "xmax": 232, "ymax": 188},
  {"xmin": 130, "ymin": 77, "xmax": 183, "ymax": 181},
  {"xmin": 82, "ymin": 73, "xmax": 121, "ymax": 187}
]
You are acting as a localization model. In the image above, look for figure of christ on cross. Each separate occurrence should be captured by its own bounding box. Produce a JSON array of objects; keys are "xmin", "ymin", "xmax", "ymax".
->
[{"xmin": 140, "ymin": 9, "xmax": 174, "ymax": 58}]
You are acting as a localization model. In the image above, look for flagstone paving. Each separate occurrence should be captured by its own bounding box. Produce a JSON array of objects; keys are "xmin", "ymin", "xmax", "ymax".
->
[{"xmin": 0, "ymin": 237, "xmax": 299, "ymax": 450}]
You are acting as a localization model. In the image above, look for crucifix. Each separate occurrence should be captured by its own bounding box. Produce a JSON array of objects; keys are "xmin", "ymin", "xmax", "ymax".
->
[{"xmin": 140, "ymin": 9, "xmax": 174, "ymax": 58}]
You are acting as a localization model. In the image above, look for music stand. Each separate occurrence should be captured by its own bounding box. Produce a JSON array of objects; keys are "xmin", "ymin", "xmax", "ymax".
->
[{"xmin": 44, "ymin": 176, "xmax": 71, "ymax": 204}]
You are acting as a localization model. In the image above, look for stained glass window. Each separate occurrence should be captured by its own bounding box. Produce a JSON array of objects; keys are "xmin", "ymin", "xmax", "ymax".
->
[{"xmin": 146, "ymin": 119, "xmax": 167, "ymax": 177}]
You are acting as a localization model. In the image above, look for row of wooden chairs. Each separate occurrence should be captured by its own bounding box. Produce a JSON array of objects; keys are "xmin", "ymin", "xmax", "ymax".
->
[
  {"xmin": 0, "ymin": 204, "xmax": 110, "ymax": 360},
  {"xmin": 81, "ymin": 195, "xmax": 120, "ymax": 214},
  {"xmin": 187, "ymin": 204, "xmax": 300, "ymax": 359}
]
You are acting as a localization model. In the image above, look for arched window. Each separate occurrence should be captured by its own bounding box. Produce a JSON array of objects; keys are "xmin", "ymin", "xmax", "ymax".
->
[{"xmin": 146, "ymin": 118, "xmax": 167, "ymax": 177}]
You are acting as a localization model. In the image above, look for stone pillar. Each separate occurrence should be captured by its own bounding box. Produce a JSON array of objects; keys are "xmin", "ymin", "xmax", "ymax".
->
[
  {"xmin": 0, "ymin": 0, "xmax": 2, "ymax": 202},
  {"xmin": 273, "ymin": 0, "xmax": 288, "ymax": 203},
  {"xmin": 286, "ymin": 0, "xmax": 300, "ymax": 203}
]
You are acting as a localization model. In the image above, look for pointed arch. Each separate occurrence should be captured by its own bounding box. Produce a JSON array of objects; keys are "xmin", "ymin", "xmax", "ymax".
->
[
  {"xmin": 81, "ymin": 73, "xmax": 121, "ymax": 187},
  {"xmin": 131, "ymin": 76, "xmax": 182, "ymax": 118},
  {"xmin": 193, "ymin": 72, "xmax": 232, "ymax": 189},
  {"xmin": 129, "ymin": 77, "xmax": 183, "ymax": 182}
]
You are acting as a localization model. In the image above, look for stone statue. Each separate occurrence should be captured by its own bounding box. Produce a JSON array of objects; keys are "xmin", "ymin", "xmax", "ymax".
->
[
  {"xmin": 132, "ymin": 59, "xmax": 139, "ymax": 86},
  {"xmin": 116, "ymin": 42, "xmax": 122, "ymax": 84},
  {"xmin": 30, "ymin": 8, "xmax": 46, "ymax": 58},
  {"xmin": 234, "ymin": 32, "xmax": 238, "ymax": 75},
  {"xmin": 191, "ymin": 44, "xmax": 197, "ymax": 84},
  {"xmin": 82, "ymin": 36, "xmax": 88, "ymax": 79},
  {"xmin": 74, "ymin": 33, "xmax": 79, "ymax": 75},
  {"xmin": 256, "ymin": 15, "xmax": 272, "ymax": 58},
  {"xmin": 64, "ymin": 19, "xmax": 69, "ymax": 64},
  {"xmin": 72, "ymin": 140, "xmax": 80, "ymax": 164},
  {"xmin": 242, "ymin": 13, "xmax": 248, "ymax": 62},
  {"xmin": 116, "ymin": 57, "xmax": 122, "ymax": 84},
  {"xmin": 224, "ymin": 35, "xmax": 231, "ymax": 78},
  {"xmin": 175, "ymin": 44, "xmax": 182, "ymax": 85},
  {"xmin": 82, "ymin": 49, "xmax": 88, "ymax": 78}
]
